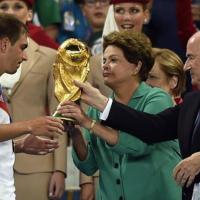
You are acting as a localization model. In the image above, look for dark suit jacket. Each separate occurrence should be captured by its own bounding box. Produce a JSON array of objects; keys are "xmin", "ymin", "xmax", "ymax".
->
[{"xmin": 102, "ymin": 91, "xmax": 200, "ymax": 200}]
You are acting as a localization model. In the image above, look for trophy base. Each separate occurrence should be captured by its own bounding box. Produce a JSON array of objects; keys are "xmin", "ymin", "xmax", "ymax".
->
[{"xmin": 53, "ymin": 111, "xmax": 75, "ymax": 124}]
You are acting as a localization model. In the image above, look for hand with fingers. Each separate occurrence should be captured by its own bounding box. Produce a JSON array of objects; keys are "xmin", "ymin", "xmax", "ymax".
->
[
  {"xmin": 15, "ymin": 135, "xmax": 59, "ymax": 155},
  {"xmin": 74, "ymin": 80, "xmax": 108, "ymax": 111},
  {"xmin": 48, "ymin": 171, "xmax": 65, "ymax": 200},
  {"xmin": 25, "ymin": 116, "xmax": 64, "ymax": 138},
  {"xmin": 57, "ymin": 101, "xmax": 91, "ymax": 128},
  {"xmin": 173, "ymin": 152, "xmax": 200, "ymax": 187}
]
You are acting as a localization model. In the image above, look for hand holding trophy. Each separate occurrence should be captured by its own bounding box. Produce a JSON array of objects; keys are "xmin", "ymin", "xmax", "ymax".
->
[{"xmin": 53, "ymin": 38, "xmax": 90, "ymax": 122}]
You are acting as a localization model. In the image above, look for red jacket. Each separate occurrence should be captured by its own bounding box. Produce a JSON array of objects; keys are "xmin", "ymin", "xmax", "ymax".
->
[{"xmin": 28, "ymin": 23, "xmax": 59, "ymax": 49}]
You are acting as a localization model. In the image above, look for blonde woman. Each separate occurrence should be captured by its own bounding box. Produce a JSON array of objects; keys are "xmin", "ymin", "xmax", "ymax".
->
[{"xmin": 146, "ymin": 48, "xmax": 186, "ymax": 104}]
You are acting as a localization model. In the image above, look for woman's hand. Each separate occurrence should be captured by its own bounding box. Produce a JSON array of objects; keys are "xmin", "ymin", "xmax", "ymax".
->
[
  {"xmin": 57, "ymin": 101, "xmax": 91, "ymax": 128},
  {"xmin": 74, "ymin": 80, "xmax": 109, "ymax": 112}
]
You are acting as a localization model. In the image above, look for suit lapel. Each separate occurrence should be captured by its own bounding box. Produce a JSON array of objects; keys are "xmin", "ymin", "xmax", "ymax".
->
[
  {"xmin": 179, "ymin": 92, "xmax": 200, "ymax": 157},
  {"xmin": 11, "ymin": 39, "xmax": 41, "ymax": 96},
  {"xmin": 191, "ymin": 105, "xmax": 200, "ymax": 153}
]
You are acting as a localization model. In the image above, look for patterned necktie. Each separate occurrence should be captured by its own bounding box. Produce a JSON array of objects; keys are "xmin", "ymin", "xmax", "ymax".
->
[{"xmin": 193, "ymin": 110, "xmax": 200, "ymax": 135}]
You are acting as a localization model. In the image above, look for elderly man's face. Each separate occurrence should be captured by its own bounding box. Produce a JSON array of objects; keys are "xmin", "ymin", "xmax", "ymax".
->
[{"xmin": 184, "ymin": 34, "xmax": 200, "ymax": 89}]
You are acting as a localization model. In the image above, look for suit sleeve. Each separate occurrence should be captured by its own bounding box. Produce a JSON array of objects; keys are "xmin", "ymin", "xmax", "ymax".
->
[
  {"xmin": 104, "ymin": 90, "xmax": 176, "ymax": 156},
  {"xmin": 102, "ymin": 99, "xmax": 180, "ymax": 144}
]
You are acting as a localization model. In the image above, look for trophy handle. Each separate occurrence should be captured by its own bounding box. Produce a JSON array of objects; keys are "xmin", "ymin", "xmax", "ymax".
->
[
  {"xmin": 52, "ymin": 99, "xmax": 80, "ymax": 123},
  {"xmin": 52, "ymin": 110, "xmax": 75, "ymax": 122}
]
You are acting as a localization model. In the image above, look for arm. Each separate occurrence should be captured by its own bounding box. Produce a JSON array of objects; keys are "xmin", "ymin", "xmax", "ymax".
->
[
  {"xmin": 14, "ymin": 135, "xmax": 59, "ymax": 155},
  {"xmin": 56, "ymin": 103, "xmax": 101, "ymax": 175},
  {"xmin": 0, "ymin": 116, "xmax": 64, "ymax": 142},
  {"xmin": 58, "ymin": 102, "xmax": 151, "ymax": 157},
  {"xmin": 103, "ymin": 100, "xmax": 179, "ymax": 143},
  {"xmin": 73, "ymin": 81, "xmax": 179, "ymax": 143},
  {"xmin": 57, "ymin": 101, "xmax": 119, "ymax": 146},
  {"xmin": 79, "ymin": 172, "xmax": 96, "ymax": 200},
  {"xmin": 104, "ymin": 89, "xmax": 175, "ymax": 156},
  {"xmin": 71, "ymin": 126, "xmax": 99, "ymax": 176}
]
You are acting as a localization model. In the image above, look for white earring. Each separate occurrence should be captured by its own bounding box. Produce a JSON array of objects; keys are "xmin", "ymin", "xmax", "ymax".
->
[{"xmin": 144, "ymin": 19, "xmax": 148, "ymax": 24}]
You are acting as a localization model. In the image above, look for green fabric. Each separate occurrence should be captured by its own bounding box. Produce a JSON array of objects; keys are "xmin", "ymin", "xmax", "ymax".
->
[
  {"xmin": 35, "ymin": 0, "xmax": 61, "ymax": 27},
  {"xmin": 73, "ymin": 82, "xmax": 181, "ymax": 200}
]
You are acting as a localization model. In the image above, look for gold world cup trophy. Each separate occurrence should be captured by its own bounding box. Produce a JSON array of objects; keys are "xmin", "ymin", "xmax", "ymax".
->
[{"xmin": 53, "ymin": 38, "xmax": 90, "ymax": 122}]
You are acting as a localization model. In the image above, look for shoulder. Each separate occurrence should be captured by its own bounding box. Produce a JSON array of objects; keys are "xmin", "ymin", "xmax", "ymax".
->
[
  {"xmin": 183, "ymin": 90, "xmax": 200, "ymax": 99},
  {"xmin": 148, "ymin": 87, "xmax": 171, "ymax": 99},
  {"xmin": 182, "ymin": 91, "xmax": 200, "ymax": 105},
  {"xmin": 31, "ymin": 39, "xmax": 57, "ymax": 63},
  {"xmin": 38, "ymin": 45, "xmax": 57, "ymax": 57},
  {"xmin": 138, "ymin": 84, "xmax": 173, "ymax": 110},
  {"xmin": 140, "ymin": 83, "xmax": 172, "ymax": 102},
  {"xmin": 29, "ymin": 38, "xmax": 56, "ymax": 56}
]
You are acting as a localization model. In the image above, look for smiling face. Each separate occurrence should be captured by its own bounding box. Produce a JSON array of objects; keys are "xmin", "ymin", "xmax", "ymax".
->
[
  {"xmin": 102, "ymin": 45, "xmax": 138, "ymax": 89},
  {"xmin": 114, "ymin": 2, "xmax": 149, "ymax": 32},
  {"xmin": 3, "ymin": 33, "xmax": 28, "ymax": 74},
  {"xmin": 0, "ymin": 0, "xmax": 32, "ymax": 24}
]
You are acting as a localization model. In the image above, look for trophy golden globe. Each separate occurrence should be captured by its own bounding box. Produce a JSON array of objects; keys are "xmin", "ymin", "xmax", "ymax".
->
[{"xmin": 53, "ymin": 38, "xmax": 90, "ymax": 122}]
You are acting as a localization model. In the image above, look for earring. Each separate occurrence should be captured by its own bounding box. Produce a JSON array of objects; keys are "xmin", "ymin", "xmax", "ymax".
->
[{"xmin": 144, "ymin": 19, "xmax": 148, "ymax": 24}]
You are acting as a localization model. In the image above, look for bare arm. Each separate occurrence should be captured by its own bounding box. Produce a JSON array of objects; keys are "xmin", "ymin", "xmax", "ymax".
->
[
  {"xmin": 0, "ymin": 116, "xmax": 64, "ymax": 142},
  {"xmin": 57, "ymin": 101, "xmax": 119, "ymax": 146},
  {"xmin": 67, "ymin": 125, "xmax": 88, "ymax": 161}
]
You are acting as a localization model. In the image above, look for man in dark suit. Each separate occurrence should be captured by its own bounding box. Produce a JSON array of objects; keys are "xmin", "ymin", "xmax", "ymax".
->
[{"xmin": 66, "ymin": 31, "xmax": 200, "ymax": 200}]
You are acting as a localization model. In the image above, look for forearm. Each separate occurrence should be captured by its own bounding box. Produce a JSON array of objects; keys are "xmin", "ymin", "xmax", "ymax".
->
[
  {"xmin": 70, "ymin": 126, "xmax": 88, "ymax": 161},
  {"xmin": 84, "ymin": 120, "xmax": 119, "ymax": 146},
  {"xmin": 0, "ymin": 121, "xmax": 31, "ymax": 142},
  {"xmin": 94, "ymin": 96, "xmax": 109, "ymax": 112}
]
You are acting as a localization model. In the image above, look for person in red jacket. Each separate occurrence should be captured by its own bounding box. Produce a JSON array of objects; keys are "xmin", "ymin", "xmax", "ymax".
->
[{"xmin": 5, "ymin": 0, "xmax": 60, "ymax": 49}]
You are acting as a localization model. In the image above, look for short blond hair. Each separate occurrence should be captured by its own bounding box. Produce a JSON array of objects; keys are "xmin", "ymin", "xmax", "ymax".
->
[{"xmin": 152, "ymin": 48, "xmax": 185, "ymax": 96}]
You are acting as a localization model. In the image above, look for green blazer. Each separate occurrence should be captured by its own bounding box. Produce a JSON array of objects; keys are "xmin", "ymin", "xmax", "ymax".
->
[{"xmin": 73, "ymin": 82, "xmax": 181, "ymax": 200}]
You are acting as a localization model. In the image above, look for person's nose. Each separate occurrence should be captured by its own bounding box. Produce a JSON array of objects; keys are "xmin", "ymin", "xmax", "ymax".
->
[
  {"xmin": 102, "ymin": 61, "xmax": 109, "ymax": 71},
  {"xmin": 123, "ymin": 11, "xmax": 132, "ymax": 20},
  {"xmin": 5, "ymin": 8, "xmax": 15, "ymax": 15},
  {"xmin": 184, "ymin": 59, "xmax": 191, "ymax": 71},
  {"xmin": 22, "ymin": 51, "xmax": 28, "ymax": 61}
]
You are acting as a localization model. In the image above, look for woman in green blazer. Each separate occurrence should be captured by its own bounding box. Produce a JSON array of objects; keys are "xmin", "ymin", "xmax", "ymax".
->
[{"xmin": 58, "ymin": 31, "xmax": 181, "ymax": 200}]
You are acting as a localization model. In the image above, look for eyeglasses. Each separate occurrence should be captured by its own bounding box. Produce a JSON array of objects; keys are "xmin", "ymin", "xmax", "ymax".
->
[{"xmin": 84, "ymin": 0, "xmax": 110, "ymax": 7}]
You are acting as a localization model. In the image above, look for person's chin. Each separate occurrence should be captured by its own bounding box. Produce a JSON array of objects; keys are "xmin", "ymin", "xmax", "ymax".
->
[
  {"xmin": 192, "ymin": 80, "xmax": 200, "ymax": 89},
  {"xmin": 8, "ymin": 68, "xmax": 18, "ymax": 74}
]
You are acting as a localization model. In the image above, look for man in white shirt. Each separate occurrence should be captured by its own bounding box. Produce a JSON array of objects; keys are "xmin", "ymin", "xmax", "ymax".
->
[{"xmin": 0, "ymin": 13, "xmax": 64, "ymax": 200}]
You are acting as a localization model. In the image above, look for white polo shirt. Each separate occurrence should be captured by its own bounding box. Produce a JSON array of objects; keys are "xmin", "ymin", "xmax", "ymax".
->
[{"xmin": 0, "ymin": 101, "xmax": 15, "ymax": 200}]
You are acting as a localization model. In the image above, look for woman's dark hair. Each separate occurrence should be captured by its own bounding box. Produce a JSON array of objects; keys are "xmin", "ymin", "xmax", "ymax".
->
[{"xmin": 103, "ymin": 30, "xmax": 154, "ymax": 81}]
